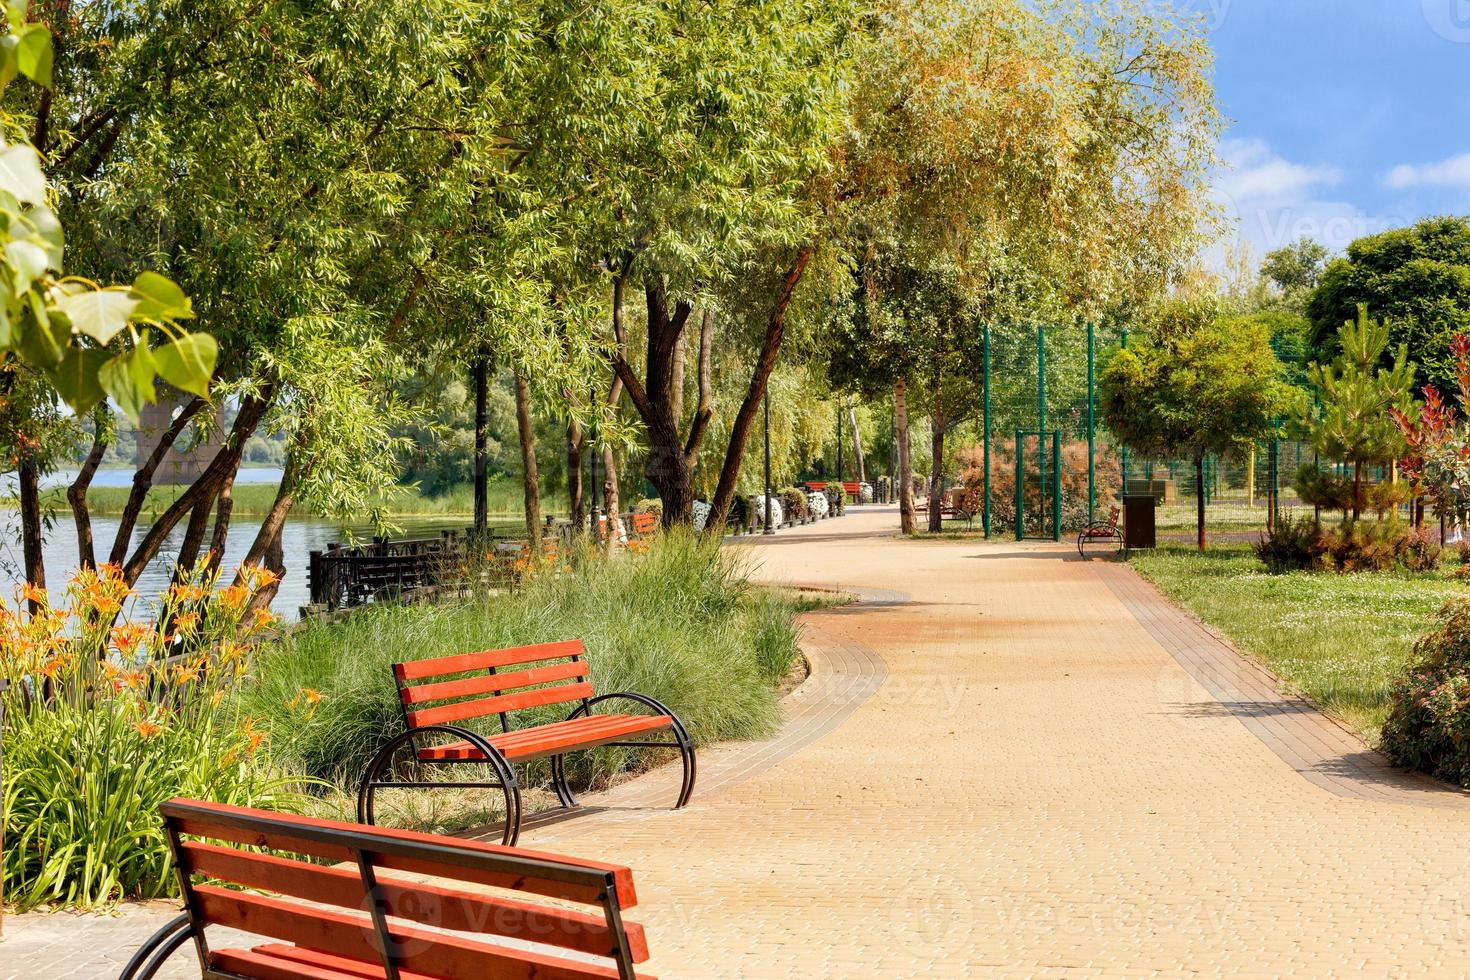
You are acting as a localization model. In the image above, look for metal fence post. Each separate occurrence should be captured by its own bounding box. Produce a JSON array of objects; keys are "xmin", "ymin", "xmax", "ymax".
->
[
  {"xmin": 1052, "ymin": 429, "xmax": 1062, "ymax": 543},
  {"xmin": 1015, "ymin": 429, "xmax": 1025, "ymax": 541}
]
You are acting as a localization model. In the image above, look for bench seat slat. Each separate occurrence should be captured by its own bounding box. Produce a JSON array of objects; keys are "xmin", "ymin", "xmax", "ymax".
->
[
  {"xmin": 393, "ymin": 641, "xmax": 586, "ymax": 681},
  {"xmin": 217, "ymin": 946, "xmax": 658, "ymax": 980},
  {"xmin": 181, "ymin": 842, "xmax": 649, "ymax": 961},
  {"xmin": 418, "ymin": 714, "xmax": 673, "ymax": 764},
  {"xmin": 401, "ymin": 659, "xmax": 589, "ymax": 705},
  {"xmin": 195, "ymin": 888, "xmax": 642, "ymax": 980},
  {"xmin": 408, "ymin": 681, "xmax": 595, "ymax": 728}
]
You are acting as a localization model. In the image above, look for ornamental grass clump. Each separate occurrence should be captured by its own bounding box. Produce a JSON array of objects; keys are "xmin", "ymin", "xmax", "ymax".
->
[
  {"xmin": 1382, "ymin": 599, "xmax": 1470, "ymax": 786},
  {"xmin": 1, "ymin": 564, "xmax": 303, "ymax": 911},
  {"xmin": 242, "ymin": 531, "xmax": 800, "ymax": 793}
]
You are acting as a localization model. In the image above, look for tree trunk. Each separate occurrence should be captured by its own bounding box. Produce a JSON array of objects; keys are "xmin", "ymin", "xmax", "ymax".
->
[
  {"xmin": 472, "ymin": 357, "xmax": 489, "ymax": 537},
  {"xmin": 234, "ymin": 443, "xmax": 307, "ymax": 621},
  {"xmin": 122, "ymin": 388, "xmax": 273, "ymax": 587},
  {"xmin": 566, "ymin": 418, "xmax": 584, "ymax": 535},
  {"xmin": 1195, "ymin": 453, "xmax": 1207, "ymax": 551},
  {"xmin": 514, "ymin": 369, "xmax": 543, "ymax": 558},
  {"xmin": 1351, "ymin": 459, "xmax": 1362, "ymax": 521},
  {"xmin": 703, "ymin": 247, "xmax": 812, "ymax": 535},
  {"xmin": 927, "ymin": 374, "xmax": 945, "ymax": 533},
  {"xmin": 849, "ymin": 403, "xmax": 867, "ymax": 484},
  {"xmin": 68, "ymin": 410, "xmax": 110, "ymax": 570},
  {"xmin": 108, "ymin": 396, "xmax": 207, "ymax": 567},
  {"xmin": 611, "ymin": 288, "xmax": 715, "ymax": 530},
  {"xmin": 602, "ymin": 272, "xmax": 628, "ymax": 549},
  {"xmin": 203, "ymin": 468, "xmax": 237, "ymax": 577},
  {"xmin": 896, "ymin": 376, "xmax": 915, "ymax": 535},
  {"xmin": 172, "ymin": 488, "xmax": 218, "ymax": 581},
  {"xmin": 18, "ymin": 457, "xmax": 44, "ymax": 609}
]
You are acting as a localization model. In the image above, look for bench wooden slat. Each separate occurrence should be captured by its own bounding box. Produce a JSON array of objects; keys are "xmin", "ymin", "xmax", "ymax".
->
[
  {"xmin": 408, "ymin": 681, "xmax": 595, "ymax": 728},
  {"xmin": 181, "ymin": 842, "xmax": 648, "ymax": 961},
  {"xmin": 420, "ymin": 714, "xmax": 674, "ymax": 764},
  {"xmin": 211, "ymin": 947, "xmax": 373, "ymax": 980},
  {"xmin": 195, "ymin": 888, "xmax": 639, "ymax": 980},
  {"xmin": 393, "ymin": 640, "xmax": 586, "ymax": 681},
  {"xmin": 167, "ymin": 799, "xmax": 636, "ymax": 907},
  {"xmin": 400, "ymin": 659, "xmax": 589, "ymax": 706}
]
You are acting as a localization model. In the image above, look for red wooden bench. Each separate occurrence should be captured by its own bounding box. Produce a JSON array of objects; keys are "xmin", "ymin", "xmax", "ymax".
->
[
  {"xmin": 120, "ymin": 797, "xmax": 654, "ymax": 980},
  {"xmin": 628, "ymin": 511, "xmax": 658, "ymax": 537},
  {"xmin": 803, "ymin": 480, "xmax": 861, "ymax": 501},
  {"xmin": 1077, "ymin": 505, "xmax": 1123, "ymax": 556},
  {"xmin": 357, "ymin": 640, "xmax": 695, "ymax": 845}
]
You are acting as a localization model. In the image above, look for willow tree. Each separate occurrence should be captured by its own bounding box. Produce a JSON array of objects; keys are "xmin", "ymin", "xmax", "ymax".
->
[
  {"xmin": 8, "ymin": 0, "xmax": 614, "ymax": 600},
  {"xmin": 834, "ymin": 0, "xmax": 1220, "ymax": 534}
]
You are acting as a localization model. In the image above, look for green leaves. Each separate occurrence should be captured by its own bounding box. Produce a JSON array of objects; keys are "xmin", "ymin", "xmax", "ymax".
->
[
  {"xmin": 55, "ymin": 287, "xmax": 139, "ymax": 344},
  {"xmin": 152, "ymin": 332, "xmax": 217, "ymax": 398},
  {"xmin": 14, "ymin": 22, "xmax": 49, "ymax": 87},
  {"xmin": 47, "ymin": 346, "xmax": 111, "ymax": 415},
  {"xmin": 130, "ymin": 271, "xmax": 193, "ymax": 321},
  {"xmin": 0, "ymin": 143, "xmax": 45, "ymax": 204}
]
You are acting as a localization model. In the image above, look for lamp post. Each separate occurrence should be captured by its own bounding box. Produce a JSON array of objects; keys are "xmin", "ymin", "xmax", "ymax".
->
[{"xmin": 763, "ymin": 389, "xmax": 775, "ymax": 534}]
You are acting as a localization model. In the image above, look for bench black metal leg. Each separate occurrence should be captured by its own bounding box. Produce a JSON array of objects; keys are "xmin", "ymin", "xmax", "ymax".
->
[
  {"xmin": 565, "ymin": 693, "xmax": 697, "ymax": 810},
  {"xmin": 117, "ymin": 912, "xmax": 192, "ymax": 980},
  {"xmin": 550, "ymin": 753, "xmax": 577, "ymax": 808},
  {"xmin": 357, "ymin": 724, "xmax": 522, "ymax": 846}
]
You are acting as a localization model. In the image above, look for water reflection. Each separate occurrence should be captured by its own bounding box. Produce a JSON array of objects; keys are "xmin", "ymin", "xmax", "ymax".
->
[{"xmin": 0, "ymin": 509, "xmax": 473, "ymax": 623}]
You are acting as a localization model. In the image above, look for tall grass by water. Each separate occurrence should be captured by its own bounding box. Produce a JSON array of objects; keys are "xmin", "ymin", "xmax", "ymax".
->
[{"xmin": 239, "ymin": 531, "xmax": 802, "ymax": 791}]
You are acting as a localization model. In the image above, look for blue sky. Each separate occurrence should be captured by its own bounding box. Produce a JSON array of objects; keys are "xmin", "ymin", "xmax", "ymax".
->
[{"xmin": 1203, "ymin": 0, "xmax": 1470, "ymax": 264}]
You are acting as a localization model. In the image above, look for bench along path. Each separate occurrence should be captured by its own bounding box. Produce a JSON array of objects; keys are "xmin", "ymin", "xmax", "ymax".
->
[{"xmin": 13, "ymin": 506, "xmax": 1470, "ymax": 977}]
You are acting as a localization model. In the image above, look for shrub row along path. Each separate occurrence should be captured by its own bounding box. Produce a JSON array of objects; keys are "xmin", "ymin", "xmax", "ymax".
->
[{"xmin": 12, "ymin": 504, "xmax": 1470, "ymax": 977}]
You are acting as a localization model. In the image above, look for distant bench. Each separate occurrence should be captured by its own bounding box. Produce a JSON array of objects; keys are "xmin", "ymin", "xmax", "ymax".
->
[{"xmin": 803, "ymin": 481, "xmax": 862, "ymax": 502}]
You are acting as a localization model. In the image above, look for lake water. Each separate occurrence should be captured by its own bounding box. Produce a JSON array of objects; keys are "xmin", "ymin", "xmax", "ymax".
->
[{"xmin": 0, "ymin": 469, "xmax": 473, "ymax": 622}]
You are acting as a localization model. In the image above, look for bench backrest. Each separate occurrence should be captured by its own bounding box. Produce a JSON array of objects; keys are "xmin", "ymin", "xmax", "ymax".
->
[
  {"xmin": 393, "ymin": 640, "xmax": 593, "ymax": 733},
  {"xmin": 161, "ymin": 797, "xmax": 650, "ymax": 979},
  {"xmin": 1106, "ymin": 505, "xmax": 1121, "ymax": 529},
  {"xmin": 630, "ymin": 512, "xmax": 658, "ymax": 536}
]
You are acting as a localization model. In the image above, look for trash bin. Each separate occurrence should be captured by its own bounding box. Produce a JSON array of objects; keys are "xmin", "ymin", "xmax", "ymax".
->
[{"xmin": 1122, "ymin": 493, "xmax": 1157, "ymax": 550}]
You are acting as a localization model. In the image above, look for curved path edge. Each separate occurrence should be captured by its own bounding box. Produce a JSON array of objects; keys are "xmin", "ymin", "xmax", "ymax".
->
[
  {"xmin": 1099, "ymin": 557, "xmax": 1470, "ymax": 810},
  {"xmin": 518, "ymin": 584, "xmax": 898, "ymax": 843}
]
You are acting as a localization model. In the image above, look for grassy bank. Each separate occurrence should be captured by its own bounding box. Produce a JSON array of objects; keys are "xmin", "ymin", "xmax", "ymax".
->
[
  {"xmin": 238, "ymin": 531, "xmax": 802, "ymax": 804},
  {"xmin": 1129, "ymin": 544, "xmax": 1466, "ymax": 744},
  {"xmin": 20, "ymin": 475, "xmax": 561, "ymax": 519}
]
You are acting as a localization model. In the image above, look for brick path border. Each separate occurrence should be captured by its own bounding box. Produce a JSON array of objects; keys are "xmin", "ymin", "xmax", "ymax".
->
[
  {"xmin": 1099, "ymin": 558, "xmax": 1470, "ymax": 810},
  {"xmin": 521, "ymin": 584, "xmax": 899, "ymax": 843}
]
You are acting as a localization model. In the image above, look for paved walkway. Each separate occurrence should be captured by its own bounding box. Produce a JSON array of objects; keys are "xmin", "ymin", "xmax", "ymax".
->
[{"xmin": 10, "ymin": 506, "xmax": 1470, "ymax": 977}]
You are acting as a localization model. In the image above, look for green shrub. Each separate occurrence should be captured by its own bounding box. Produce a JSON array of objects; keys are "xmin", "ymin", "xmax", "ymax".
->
[
  {"xmin": 1323, "ymin": 518, "xmax": 1407, "ymax": 572},
  {"xmin": 1253, "ymin": 511, "xmax": 1326, "ymax": 573},
  {"xmin": 632, "ymin": 497, "xmax": 662, "ymax": 518},
  {"xmin": 241, "ymin": 531, "xmax": 799, "ymax": 792},
  {"xmin": 1382, "ymin": 599, "xmax": 1470, "ymax": 786},
  {"xmin": 1, "ymin": 564, "xmax": 303, "ymax": 911}
]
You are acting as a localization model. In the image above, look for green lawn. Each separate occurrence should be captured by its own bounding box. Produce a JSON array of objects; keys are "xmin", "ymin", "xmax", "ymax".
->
[{"xmin": 1128, "ymin": 544, "xmax": 1467, "ymax": 745}]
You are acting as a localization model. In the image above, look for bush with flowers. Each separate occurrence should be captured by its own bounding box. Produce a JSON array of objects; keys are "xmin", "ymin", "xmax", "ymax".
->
[{"xmin": 1, "ymin": 563, "xmax": 304, "ymax": 911}]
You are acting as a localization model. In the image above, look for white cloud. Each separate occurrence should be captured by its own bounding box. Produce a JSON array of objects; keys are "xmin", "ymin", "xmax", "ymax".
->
[
  {"xmin": 1384, "ymin": 152, "xmax": 1470, "ymax": 190},
  {"xmin": 1204, "ymin": 138, "xmax": 1400, "ymax": 273},
  {"xmin": 1215, "ymin": 138, "xmax": 1342, "ymax": 209}
]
